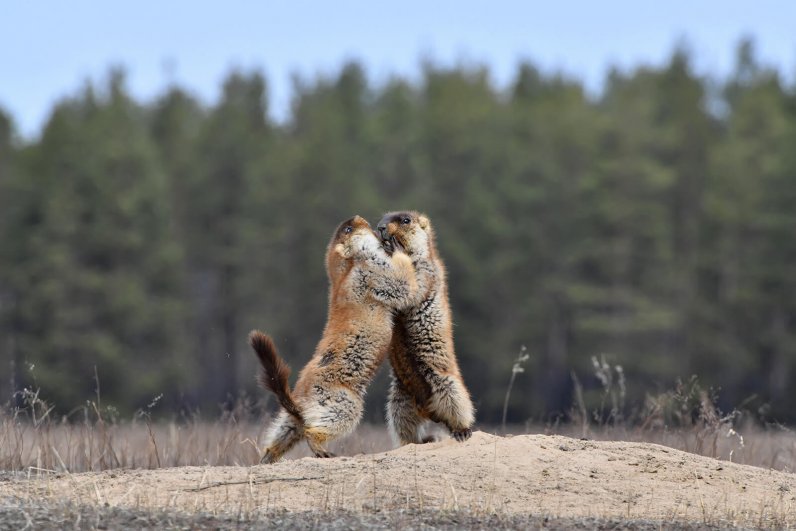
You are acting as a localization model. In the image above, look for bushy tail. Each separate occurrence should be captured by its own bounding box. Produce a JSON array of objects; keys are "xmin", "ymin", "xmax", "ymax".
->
[{"xmin": 248, "ymin": 330, "xmax": 304, "ymax": 424}]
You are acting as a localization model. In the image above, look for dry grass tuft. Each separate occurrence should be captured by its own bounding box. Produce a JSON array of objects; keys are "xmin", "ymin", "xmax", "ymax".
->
[
  {"xmin": 1, "ymin": 388, "xmax": 397, "ymax": 473},
  {"xmin": 3, "ymin": 385, "xmax": 795, "ymax": 475}
]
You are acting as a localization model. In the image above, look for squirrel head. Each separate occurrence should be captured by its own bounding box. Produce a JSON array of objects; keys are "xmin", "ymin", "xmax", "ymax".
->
[
  {"xmin": 376, "ymin": 211, "xmax": 433, "ymax": 258},
  {"xmin": 327, "ymin": 215, "xmax": 384, "ymax": 278}
]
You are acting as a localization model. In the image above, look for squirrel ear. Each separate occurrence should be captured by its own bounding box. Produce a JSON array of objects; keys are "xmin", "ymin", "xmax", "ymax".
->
[
  {"xmin": 334, "ymin": 243, "xmax": 349, "ymax": 258},
  {"xmin": 418, "ymin": 215, "xmax": 430, "ymax": 229}
]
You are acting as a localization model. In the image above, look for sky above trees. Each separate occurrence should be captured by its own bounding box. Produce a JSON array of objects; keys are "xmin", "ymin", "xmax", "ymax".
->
[{"xmin": 1, "ymin": 1, "xmax": 795, "ymax": 138}]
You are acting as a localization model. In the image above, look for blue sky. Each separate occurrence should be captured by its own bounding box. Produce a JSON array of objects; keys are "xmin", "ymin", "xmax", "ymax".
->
[{"xmin": 1, "ymin": 1, "xmax": 794, "ymax": 139}]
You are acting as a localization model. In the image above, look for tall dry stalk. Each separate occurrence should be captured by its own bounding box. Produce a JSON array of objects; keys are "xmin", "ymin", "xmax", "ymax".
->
[{"xmin": 501, "ymin": 345, "xmax": 529, "ymax": 433}]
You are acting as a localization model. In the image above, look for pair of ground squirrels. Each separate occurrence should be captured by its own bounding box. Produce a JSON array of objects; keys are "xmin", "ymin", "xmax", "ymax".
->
[{"xmin": 250, "ymin": 212, "xmax": 474, "ymax": 462}]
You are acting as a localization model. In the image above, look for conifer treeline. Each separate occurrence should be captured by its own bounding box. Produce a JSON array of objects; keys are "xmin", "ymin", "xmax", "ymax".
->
[{"xmin": 1, "ymin": 41, "xmax": 795, "ymax": 422}]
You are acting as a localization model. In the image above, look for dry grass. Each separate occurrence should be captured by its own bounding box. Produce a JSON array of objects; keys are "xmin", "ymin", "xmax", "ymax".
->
[
  {"xmin": 539, "ymin": 423, "xmax": 796, "ymax": 472},
  {"xmin": 2, "ymin": 386, "xmax": 795, "ymax": 474},
  {"xmin": 5, "ymin": 357, "xmax": 794, "ymax": 474},
  {"xmin": 0, "ymin": 390, "xmax": 396, "ymax": 472},
  {"xmin": 4, "ymin": 348, "xmax": 794, "ymax": 475},
  {"xmin": 552, "ymin": 358, "xmax": 796, "ymax": 472}
]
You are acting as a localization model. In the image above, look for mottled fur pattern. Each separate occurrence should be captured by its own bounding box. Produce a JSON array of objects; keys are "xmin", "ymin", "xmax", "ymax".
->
[
  {"xmin": 250, "ymin": 215, "xmax": 419, "ymax": 463},
  {"xmin": 377, "ymin": 211, "xmax": 475, "ymax": 445}
]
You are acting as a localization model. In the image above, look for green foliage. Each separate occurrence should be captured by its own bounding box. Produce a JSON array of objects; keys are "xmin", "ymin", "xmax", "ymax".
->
[
  {"xmin": 1, "ymin": 41, "xmax": 795, "ymax": 423},
  {"xmin": 1, "ymin": 73, "xmax": 187, "ymax": 412}
]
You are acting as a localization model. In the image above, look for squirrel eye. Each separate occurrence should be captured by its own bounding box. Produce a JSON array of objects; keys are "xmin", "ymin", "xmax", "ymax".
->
[
  {"xmin": 401, "ymin": 217, "xmax": 411, "ymax": 225},
  {"xmin": 344, "ymin": 226, "xmax": 353, "ymax": 234}
]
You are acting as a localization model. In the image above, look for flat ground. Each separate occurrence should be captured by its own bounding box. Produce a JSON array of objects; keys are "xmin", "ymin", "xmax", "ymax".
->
[{"xmin": 2, "ymin": 432, "xmax": 794, "ymax": 529}]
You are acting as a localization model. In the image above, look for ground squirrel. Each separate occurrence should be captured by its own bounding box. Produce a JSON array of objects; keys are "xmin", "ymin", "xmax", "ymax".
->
[
  {"xmin": 250, "ymin": 215, "xmax": 420, "ymax": 463},
  {"xmin": 377, "ymin": 211, "xmax": 475, "ymax": 445}
]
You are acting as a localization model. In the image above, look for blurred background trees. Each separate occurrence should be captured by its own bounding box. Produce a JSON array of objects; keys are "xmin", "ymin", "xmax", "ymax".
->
[{"xmin": 1, "ymin": 40, "xmax": 795, "ymax": 424}]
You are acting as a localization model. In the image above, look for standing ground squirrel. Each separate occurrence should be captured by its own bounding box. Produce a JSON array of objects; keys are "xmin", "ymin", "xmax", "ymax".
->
[{"xmin": 377, "ymin": 211, "xmax": 475, "ymax": 445}]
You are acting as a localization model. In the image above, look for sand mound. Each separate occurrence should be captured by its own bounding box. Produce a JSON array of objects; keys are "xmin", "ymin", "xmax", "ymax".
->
[{"xmin": 3, "ymin": 432, "xmax": 794, "ymax": 526}]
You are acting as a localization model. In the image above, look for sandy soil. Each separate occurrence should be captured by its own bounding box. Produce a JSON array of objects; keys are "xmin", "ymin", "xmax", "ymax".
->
[{"xmin": 2, "ymin": 432, "xmax": 794, "ymax": 528}]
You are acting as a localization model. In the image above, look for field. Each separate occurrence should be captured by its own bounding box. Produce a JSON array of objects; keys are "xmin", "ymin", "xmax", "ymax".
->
[{"xmin": 2, "ymin": 401, "xmax": 796, "ymax": 530}]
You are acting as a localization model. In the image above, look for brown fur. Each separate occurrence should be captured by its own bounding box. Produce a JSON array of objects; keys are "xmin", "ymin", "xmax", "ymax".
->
[
  {"xmin": 377, "ymin": 211, "xmax": 475, "ymax": 444},
  {"xmin": 249, "ymin": 331, "xmax": 303, "ymax": 423},
  {"xmin": 251, "ymin": 215, "xmax": 420, "ymax": 463}
]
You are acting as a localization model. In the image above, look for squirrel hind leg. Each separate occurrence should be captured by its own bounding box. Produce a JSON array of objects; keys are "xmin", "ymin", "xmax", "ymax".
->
[
  {"xmin": 303, "ymin": 388, "xmax": 364, "ymax": 438},
  {"xmin": 306, "ymin": 436, "xmax": 336, "ymax": 458},
  {"xmin": 303, "ymin": 428, "xmax": 336, "ymax": 458},
  {"xmin": 426, "ymin": 375, "xmax": 475, "ymax": 431},
  {"xmin": 387, "ymin": 378, "xmax": 428, "ymax": 446},
  {"xmin": 260, "ymin": 410, "xmax": 303, "ymax": 464},
  {"xmin": 260, "ymin": 447, "xmax": 283, "ymax": 464}
]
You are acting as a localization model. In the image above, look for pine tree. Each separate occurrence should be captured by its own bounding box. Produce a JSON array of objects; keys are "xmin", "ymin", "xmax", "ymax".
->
[
  {"xmin": 703, "ymin": 41, "xmax": 794, "ymax": 410},
  {"xmin": 506, "ymin": 64, "xmax": 601, "ymax": 415},
  {"xmin": 9, "ymin": 72, "xmax": 188, "ymax": 411},
  {"xmin": 0, "ymin": 108, "xmax": 20, "ymax": 402},
  {"xmin": 182, "ymin": 71, "xmax": 273, "ymax": 407}
]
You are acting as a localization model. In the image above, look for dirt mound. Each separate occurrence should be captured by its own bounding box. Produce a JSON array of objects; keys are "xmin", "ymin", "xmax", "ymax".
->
[{"xmin": 3, "ymin": 432, "xmax": 794, "ymax": 527}]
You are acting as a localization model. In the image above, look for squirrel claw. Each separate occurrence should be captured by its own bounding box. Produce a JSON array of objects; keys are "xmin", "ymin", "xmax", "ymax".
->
[
  {"xmin": 313, "ymin": 450, "xmax": 335, "ymax": 459},
  {"xmin": 451, "ymin": 428, "xmax": 472, "ymax": 442}
]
